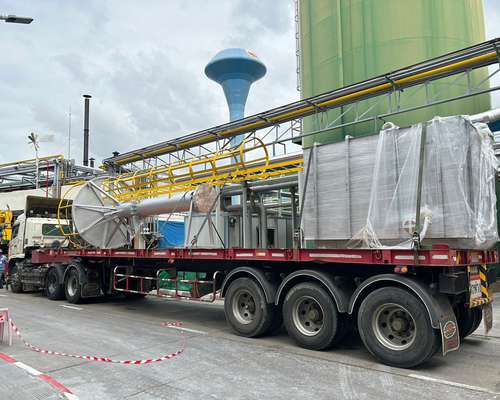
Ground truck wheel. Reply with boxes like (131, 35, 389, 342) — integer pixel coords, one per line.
(9, 262, 23, 293)
(458, 307, 482, 339)
(224, 277, 277, 338)
(64, 268, 82, 304)
(357, 287, 439, 368)
(283, 282, 339, 350)
(46, 268, 65, 300)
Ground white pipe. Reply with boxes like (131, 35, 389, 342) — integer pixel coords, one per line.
(470, 108, 500, 124)
(115, 183, 217, 218)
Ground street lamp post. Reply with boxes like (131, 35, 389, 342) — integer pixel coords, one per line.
(0, 14, 33, 24)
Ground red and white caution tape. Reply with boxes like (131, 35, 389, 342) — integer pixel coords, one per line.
(8, 318, 185, 365)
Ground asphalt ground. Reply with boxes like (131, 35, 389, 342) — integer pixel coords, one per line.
(0, 289, 499, 400)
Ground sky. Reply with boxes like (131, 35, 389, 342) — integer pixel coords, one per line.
(0, 0, 499, 165)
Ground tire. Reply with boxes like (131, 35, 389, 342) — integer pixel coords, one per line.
(46, 268, 65, 300)
(357, 287, 440, 368)
(458, 307, 483, 339)
(64, 268, 83, 304)
(224, 277, 278, 338)
(283, 282, 339, 350)
(9, 262, 23, 293)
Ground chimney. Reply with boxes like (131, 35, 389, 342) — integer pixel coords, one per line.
(83, 94, 92, 166)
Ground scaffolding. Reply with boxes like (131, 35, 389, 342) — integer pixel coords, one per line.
(0, 155, 103, 195)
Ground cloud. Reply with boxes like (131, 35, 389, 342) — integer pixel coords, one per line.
(1, 0, 498, 166)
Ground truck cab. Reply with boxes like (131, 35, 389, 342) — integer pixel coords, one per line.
(8, 196, 70, 260)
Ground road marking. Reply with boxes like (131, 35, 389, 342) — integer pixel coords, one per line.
(0, 352, 78, 398)
(408, 374, 500, 395)
(14, 361, 43, 376)
(165, 325, 207, 335)
(60, 305, 83, 311)
(0, 294, 7, 297)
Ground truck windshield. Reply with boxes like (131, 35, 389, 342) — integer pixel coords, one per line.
(42, 224, 71, 237)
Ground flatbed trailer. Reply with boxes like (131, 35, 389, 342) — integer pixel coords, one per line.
(5, 244, 496, 368)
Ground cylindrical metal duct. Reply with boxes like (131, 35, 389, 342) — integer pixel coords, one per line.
(83, 94, 91, 166)
(70, 178, 218, 249)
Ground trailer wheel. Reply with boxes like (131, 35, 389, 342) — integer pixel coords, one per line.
(46, 268, 64, 300)
(64, 268, 83, 304)
(458, 307, 482, 339)
(283, 282, 339, 350)
(224, 277, 277, 337)
(9, 262, 23, 293)
(357, 287, 439, 368)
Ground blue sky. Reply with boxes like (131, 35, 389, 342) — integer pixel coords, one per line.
(0, 1, 499, 164)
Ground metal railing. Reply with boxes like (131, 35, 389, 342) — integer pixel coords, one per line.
(113, 266, 221, 302)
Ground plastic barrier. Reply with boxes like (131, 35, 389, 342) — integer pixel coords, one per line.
(8, 318, 185, 365)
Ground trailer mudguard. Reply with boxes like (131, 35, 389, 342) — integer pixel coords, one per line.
(274, 270, 351, 313)
(221, 267, 277, 304)
(348, 274, 460, 355)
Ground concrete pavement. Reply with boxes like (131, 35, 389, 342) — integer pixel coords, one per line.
(0, 290, 499, 399)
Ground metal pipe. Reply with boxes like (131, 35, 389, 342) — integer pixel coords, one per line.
(260, 195, 267, 249)
(470, 107, 500, 123)
(113, 184, 217, 219)
(291, 186, 298, 248)
(224, 202, 292, 212)
(241, 186, 250, 248)
(83, 95, 91, 166)
(222, 180, 298, 196)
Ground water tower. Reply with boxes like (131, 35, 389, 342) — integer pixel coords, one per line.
(205, 48, 266, 146)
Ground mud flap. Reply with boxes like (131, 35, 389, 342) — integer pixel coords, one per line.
(483, 302, 493, 334)
(439, 318, 460, 355)
(432, 294, 460, 356)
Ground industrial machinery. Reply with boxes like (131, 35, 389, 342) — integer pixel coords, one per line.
(69, 178, 217, 249)
(0, 209, 13, 244)
(6, 39, 500, 369)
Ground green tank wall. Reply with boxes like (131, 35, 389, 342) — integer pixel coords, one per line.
(300, 0, 491, 147)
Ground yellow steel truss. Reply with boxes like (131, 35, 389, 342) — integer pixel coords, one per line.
(104, 138, 303, 202)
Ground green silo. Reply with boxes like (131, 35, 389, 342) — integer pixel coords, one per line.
(299, 0, 491, 147)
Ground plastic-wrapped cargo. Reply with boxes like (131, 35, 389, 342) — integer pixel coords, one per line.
(301, 115, 499, 250)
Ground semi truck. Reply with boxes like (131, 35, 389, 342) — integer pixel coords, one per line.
(4, 39, 500, 369)
(3, 172, 495, 369)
